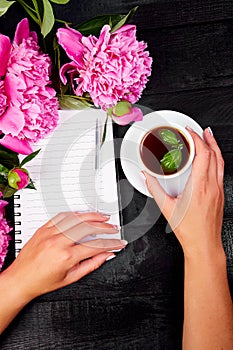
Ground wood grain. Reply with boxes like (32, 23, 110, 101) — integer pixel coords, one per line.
(1, 1, 233, 349)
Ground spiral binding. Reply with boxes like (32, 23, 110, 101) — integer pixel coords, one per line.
(14, 194, 22, 254)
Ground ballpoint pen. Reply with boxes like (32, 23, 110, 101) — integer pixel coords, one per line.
(95, 117, 101, 212)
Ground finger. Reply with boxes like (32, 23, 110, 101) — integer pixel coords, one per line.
(142, 171, 175, 219)
(63, 221, 120, 243)
(203, 127, 224, 186)
(65, 252, 116, 285)
(186, 127, 211, 182)
(45, 211, 111, 230)
(71, 238, 127, 262)
(207, 148, 218, 185)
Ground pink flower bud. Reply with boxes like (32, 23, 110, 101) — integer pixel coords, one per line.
(8, 168, 29, 190)
(112, 101, 143, 126)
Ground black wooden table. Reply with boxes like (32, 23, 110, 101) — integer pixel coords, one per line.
(1, 1, 232, 349)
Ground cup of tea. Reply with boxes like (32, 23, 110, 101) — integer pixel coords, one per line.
(137, 119, 195, 196)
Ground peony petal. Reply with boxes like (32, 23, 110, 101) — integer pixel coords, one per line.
(59, 62, 78, 85)
(96, 25, 111, 51)
(0, 105, 25, 135)
(112, 107, 143, 126)
(4, 73, 26, 104)
(57, 27, 85, 67)
(112, 24, 136, 36)
(0, 34, 11, 76)
(0, 134, 32, 155)
(14, 18, 30, 45)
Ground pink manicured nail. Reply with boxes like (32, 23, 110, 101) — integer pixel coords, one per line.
(186, 126, 194, 132)
(102, 214, 111, 219)
(141, 170, 146, 178)
(120, 239, 128, 245)
(105, 255, 116, 262)
(207, 126, 213, 136)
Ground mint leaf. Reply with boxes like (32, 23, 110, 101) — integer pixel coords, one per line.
(160, 149, 182, 172)
(159, 129, 179, 146)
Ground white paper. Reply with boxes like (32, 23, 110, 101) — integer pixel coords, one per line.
(14, 109, 121, 254)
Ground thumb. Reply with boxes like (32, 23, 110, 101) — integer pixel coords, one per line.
(142, 171, 175, 219)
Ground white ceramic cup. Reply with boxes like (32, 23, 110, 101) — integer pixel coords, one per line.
(136, 118, 195, 197)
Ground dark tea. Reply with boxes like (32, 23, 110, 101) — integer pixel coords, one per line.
(140, 126, 190, 175)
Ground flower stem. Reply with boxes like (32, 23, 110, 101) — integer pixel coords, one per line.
(32, 0, 42, 27)
(16, 0, 39, 24)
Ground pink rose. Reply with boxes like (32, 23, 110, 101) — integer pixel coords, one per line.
(57, 24, 152, 111)
(111, 100, 143, 126)
(8, 168, 29, 190)
(0, 18, 59, 155)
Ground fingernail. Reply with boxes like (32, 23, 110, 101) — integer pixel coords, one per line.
(113, 225, 121, 230)
(105, 254, 116, 262)
(102, 214, 111, 219)
(186, 126, 194, 132)
(141, 170, 146, 178)
(120, 239, 128, 246)
(207, 126, 213, 136)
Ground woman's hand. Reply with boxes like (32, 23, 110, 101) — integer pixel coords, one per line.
(0, 211, 126, 333)
(143, 127, 225, 259)
(143, 127, 233, 349)
(2, 211, 126, 300)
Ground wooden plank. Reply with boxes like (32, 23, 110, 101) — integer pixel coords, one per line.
(140, 20, 233, 93)
(140, 87, 233, 125)
(1, 3, 232, 93)
(53, 0, 233, 28)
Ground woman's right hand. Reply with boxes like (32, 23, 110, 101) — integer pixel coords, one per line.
(143, 127, 225, 260)
(4, 212, 126, 301)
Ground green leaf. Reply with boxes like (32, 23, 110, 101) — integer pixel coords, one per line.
(41, 0, 55, 37)
(159, 129, 179, 146)
(0, 183, 17, 198)
(25, 179, 36, 190)
(160, 149, 182, 172)
(0, 174, 7, 185)
(20, 149, 41, 167)
(74, 14, 126, 37)
(58, 95, 93, 110)
(50, 0, 70, 4)
(110, 6, 138, 33)
(0, 150, 19, 168)
(0, 164, 9, 178)
(0, 0, 15, 16)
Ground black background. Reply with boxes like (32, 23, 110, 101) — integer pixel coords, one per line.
(0, 1, 233, 349)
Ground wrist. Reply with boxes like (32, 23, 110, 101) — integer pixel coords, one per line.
(0, 263, 35, 307)
(184, 246, 227, 270)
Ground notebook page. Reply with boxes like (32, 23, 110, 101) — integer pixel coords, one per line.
(15, 109, 121, 254)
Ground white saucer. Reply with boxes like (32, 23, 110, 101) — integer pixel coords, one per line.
(120, 110, 203, 197)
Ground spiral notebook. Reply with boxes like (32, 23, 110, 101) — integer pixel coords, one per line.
(14, 109, 121, 255)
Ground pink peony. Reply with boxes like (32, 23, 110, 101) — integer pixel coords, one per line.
(0, 18, 59, 155)
(111, 100, 143, 125)
(0, 81, 8, 116)
(0, 193, 11, 270)
(8, 168, 29, 190)
(57, 24, 152, 110)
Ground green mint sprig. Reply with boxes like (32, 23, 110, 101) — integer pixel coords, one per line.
(158, 129, 183, 173)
